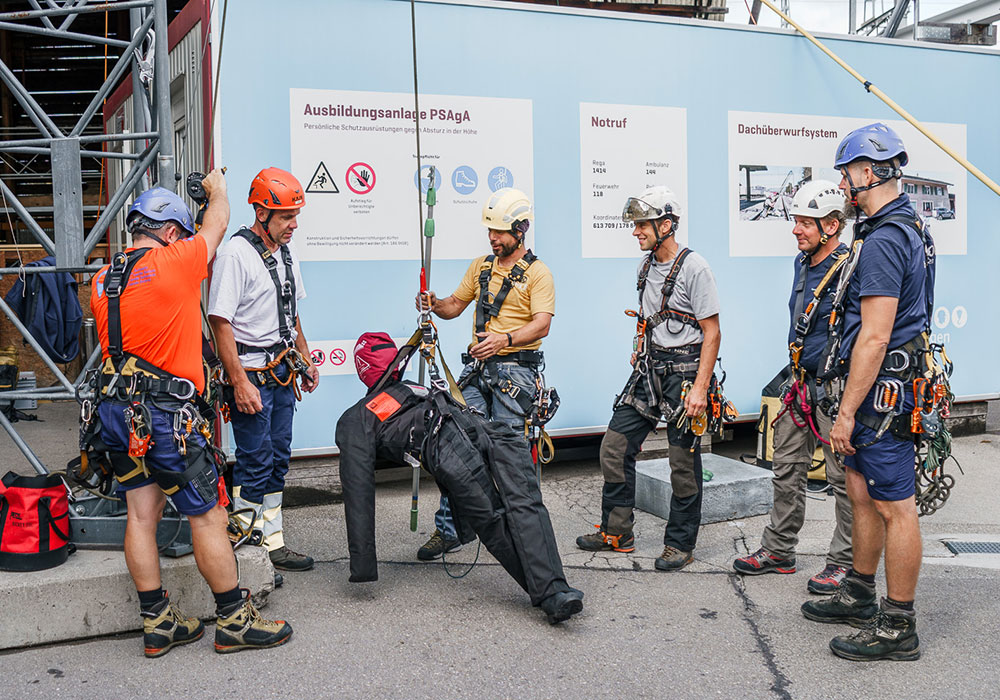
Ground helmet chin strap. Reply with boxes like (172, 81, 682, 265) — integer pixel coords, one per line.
(651, 218, 675, 251)
(259, 209, 281, 247)
(842, 167, 895, 207)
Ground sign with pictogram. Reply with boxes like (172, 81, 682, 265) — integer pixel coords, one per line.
(307, 161, 338, 193)
(330, 348, 347, 365)
(346, 162, 376, 194)
(311, 349, 326, 366)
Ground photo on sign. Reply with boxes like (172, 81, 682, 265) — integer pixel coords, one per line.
(901, 170, 957, 221)
(738, 165, 811, 222)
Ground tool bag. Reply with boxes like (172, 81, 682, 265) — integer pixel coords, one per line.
(0, 471, 73, 571)
(0, 345, 18, 391)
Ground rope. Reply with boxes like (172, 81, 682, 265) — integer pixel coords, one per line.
(410, 0, 426, 265)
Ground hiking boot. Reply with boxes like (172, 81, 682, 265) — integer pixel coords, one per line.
(654, 545, 693, 571)
(801, 575, 878, 627)
(733, 548, 796, 576)
(539, 588, 584, 624)
(808, 564, 849, 595)
(141, 597, 204, 658)
(576, 525, 635, 553)
(214, 590, 293, 654)
(269, 546, 314, 572)
(829, 600, 920, 661)
(417, 529, 462, 561)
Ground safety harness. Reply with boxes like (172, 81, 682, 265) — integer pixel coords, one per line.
(463, 251, 559, 465)
(774, 247, 850, 445)
(73, 249, 225, 500)
(618, 248, 736, 437)
(228, 228, 310, 398)
(818, 212, 957, 515)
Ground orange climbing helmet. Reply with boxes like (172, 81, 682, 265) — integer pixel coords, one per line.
(247, 167, 305, 210)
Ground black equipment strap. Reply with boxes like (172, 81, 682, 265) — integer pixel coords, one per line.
(637, 247, 699, 331)
(234, 228, 296, 346)
(473, 251, 538, 336)
(792, 257, 809, 327)
(854, 213, 934, 329)
(104, 248, 152, 362)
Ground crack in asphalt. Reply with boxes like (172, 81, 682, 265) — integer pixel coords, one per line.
(729, 573, 793, 700)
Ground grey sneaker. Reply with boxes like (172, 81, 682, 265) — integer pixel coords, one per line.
(801, 575, 878, 627)
(269, 546, 314, 572)
(654, 545, 694, 571)
(829, 599, 920, 661)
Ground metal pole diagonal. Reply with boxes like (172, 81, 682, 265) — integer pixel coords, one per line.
(758, 0, 1000, 198)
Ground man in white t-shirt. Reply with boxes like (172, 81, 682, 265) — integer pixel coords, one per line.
(208, 167, 319, 573)
(576, 185, 722, 572)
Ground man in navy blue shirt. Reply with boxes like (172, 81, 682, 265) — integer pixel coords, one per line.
(801, 123, 934, 662)
(733, 180, 853, 595)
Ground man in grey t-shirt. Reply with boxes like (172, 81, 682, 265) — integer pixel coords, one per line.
(576, 186, 721, 571)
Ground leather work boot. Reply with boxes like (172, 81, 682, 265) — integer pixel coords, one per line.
(539, 588, 585, 624)
(654, 545, 693, 571)
(808, 564, 849, 595)
(141, 597, 205, 658)
(801, 575, 878, 627)
(575, 526, 635, 553)
(215, 590, 293, 654)
(269, 545, 314, 572)
(733, 548, 796, 575)
(829, 600, 920, 662)
(417, 529, 463, 561)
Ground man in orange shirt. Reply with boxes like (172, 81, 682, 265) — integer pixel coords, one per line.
(89, 172, 291, 658)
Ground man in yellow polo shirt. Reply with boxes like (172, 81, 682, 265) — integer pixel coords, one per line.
(416, 188, 555, 560)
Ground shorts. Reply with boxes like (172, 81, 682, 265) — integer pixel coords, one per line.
(97, 400, 221, 516)
(844, 381, 916, 502)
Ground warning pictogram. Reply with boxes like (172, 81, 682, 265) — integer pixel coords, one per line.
(311, 349, 326, 366)
(346, 162, 376, 195)
(330, 348, 347, 366)
(306, 162, 338, 193)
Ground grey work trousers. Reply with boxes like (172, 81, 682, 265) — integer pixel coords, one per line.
(760, 405, 853, 567)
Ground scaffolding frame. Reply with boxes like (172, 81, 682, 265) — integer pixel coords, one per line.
(0, 0, 189, 552)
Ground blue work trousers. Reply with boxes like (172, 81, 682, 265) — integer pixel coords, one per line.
(229, 364, 296, 504)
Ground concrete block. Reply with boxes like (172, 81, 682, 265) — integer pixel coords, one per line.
(636, 453, 773, 524)
(0, 545, 274, 651)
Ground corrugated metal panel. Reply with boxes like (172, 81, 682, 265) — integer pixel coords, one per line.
(104, 21, 204, 253)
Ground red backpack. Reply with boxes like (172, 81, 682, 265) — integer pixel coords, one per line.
(0, 472, 72, 571)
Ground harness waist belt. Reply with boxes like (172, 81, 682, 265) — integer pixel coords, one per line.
(461, 350, 543, 367)
(648, 342, 701, 359)
(99, 372, 196, 401)
(235, 340, 290, 356)
(856, 411, 916, 442)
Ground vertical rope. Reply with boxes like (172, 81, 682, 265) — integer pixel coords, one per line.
(410, 0, 425, 267)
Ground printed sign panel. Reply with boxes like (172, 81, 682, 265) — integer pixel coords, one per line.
(289, 88, 533, 261)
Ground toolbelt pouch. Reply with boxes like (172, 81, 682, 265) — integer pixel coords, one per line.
(0, 471, 73, 571)
(0, 345, 19, 391)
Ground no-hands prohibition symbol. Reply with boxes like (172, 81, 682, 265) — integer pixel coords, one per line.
(346, 162, 376, 195)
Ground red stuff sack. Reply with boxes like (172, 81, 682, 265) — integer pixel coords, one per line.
(0, 471, 72, 571)
(354, 332, 402, 389)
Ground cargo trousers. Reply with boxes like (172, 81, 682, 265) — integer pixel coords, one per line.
(761, 405, 852, 567)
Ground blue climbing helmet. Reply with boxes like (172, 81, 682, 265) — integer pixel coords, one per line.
(834, 122, 908, 169)
(834, 123, 908, 204)
(126, 187, 195, 238)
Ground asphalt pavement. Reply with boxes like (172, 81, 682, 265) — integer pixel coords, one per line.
(1, 404, 998, 699)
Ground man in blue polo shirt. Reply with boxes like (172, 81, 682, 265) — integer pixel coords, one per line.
(801, 123, 934, 662)
(733, 180, 853, 594)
